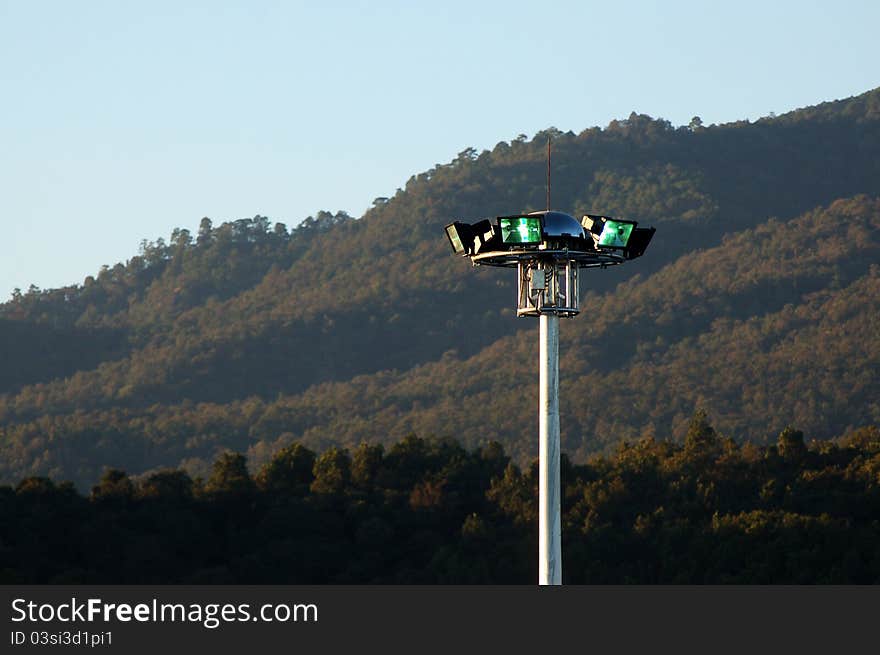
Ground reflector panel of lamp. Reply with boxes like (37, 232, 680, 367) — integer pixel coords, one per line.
(499, 216, 542, 245)
(597, 219, 635, 248)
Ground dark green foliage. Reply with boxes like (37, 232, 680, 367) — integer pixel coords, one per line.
(257, 443, 315, 495)
(2, 421, 879, 584)
(90, 469, 134, 503)
(310, 447, 351, 496)
(777, 427, 807, 461)
(205, 452, 255, 499)
(138, 470, 194, 502)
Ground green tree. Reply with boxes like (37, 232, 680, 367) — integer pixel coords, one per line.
(310, 447, 351, 495)
(205, 452, 255, 498)
(90, 469, 133, 502)
(256, 443, 315, 494)
(138, 470, 194, 501)
(684, 409, 719, 455)
(351, 443, 384, 490)
(197, 217, 214, 245)
(777, 427, 807, 461)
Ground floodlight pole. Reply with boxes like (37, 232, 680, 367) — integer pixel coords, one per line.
(538, 313, 562, 585)
(456, 209, 651, 587)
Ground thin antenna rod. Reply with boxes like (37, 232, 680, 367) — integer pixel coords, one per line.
(546, 136, 551, 211)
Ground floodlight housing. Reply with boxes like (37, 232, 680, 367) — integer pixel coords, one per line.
(581, 214, 609, 236)
(624, 226, 656, 260)
(444, 221, 472, 255)
(582, 214, 643, 251)
(471, 219, 500, 254)
(444, 219, 500, 256)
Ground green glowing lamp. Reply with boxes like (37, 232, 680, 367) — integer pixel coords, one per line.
(499, 216, 543, 245)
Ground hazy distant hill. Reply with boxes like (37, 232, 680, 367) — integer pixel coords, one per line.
(1, 88, 879, 487)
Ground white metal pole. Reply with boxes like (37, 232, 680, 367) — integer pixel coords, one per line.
(539, 312, 562, 585)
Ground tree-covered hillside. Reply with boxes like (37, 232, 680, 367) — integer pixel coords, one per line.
(1, 88, 880, 487)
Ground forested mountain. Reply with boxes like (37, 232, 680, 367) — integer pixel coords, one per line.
(2, 88, 880, 488)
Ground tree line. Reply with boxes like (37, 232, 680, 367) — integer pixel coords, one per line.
(3, 414, 878, 584)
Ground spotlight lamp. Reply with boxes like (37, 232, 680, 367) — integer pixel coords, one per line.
(444, 219, 499, 256)
(499, 215, 543, 245)
(581, 214, 656, 260)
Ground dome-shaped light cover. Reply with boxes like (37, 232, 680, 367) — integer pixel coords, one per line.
(527, 210, 586, 239)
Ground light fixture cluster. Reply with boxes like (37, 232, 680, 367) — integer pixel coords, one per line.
(445, 210, 655, 261)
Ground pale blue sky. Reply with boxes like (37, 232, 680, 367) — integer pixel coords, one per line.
(2, 0, 879, 295)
